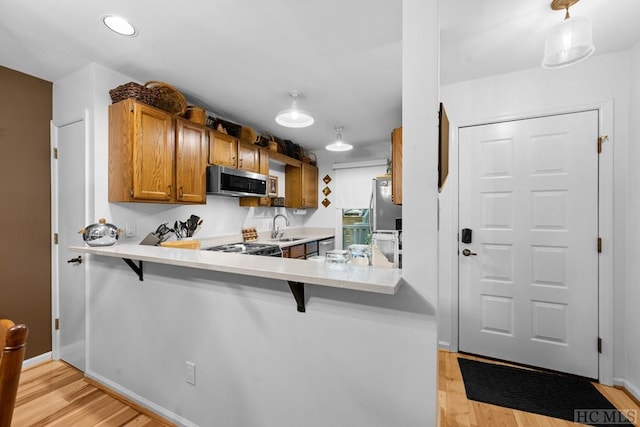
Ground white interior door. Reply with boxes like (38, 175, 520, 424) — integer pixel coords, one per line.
(54, 119, 86, 371)
(458, 111, 599, 378)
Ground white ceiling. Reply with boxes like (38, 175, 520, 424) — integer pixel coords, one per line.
(1, 1, 639, 151)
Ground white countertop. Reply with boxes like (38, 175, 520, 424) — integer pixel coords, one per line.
(196, 227, 335, 249)
(69, 243, 402, 295)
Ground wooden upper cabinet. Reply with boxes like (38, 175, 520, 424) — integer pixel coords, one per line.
(285, 163, 318, 209)
(109, 99, 206, 204)
(391, 127, 402, 205)
(208, 130, 238, 167)
(109, 99, 174, 202)
(301, 163, 318, 208)
(237, 142, 260, 172)
(176, 118, 207, 203)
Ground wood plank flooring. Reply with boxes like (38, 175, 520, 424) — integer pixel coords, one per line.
(11, 361, 173, 427)
(439, 350, 640, 426)
(9, 353, 640, 426)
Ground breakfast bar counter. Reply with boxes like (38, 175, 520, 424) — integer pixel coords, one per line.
(70, 244, 403, 312)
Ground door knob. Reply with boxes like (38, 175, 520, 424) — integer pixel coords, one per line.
(462, 249, 477, 256)
(67, 256, 83, 264)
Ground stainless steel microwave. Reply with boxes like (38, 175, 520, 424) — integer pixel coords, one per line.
(206, 165, 268, 197)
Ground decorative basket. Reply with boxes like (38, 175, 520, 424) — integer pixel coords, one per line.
(205, 116, 242, 137)
(144, 80, 187, 116)
(239, 126, 259, 145)
(184, 106, 206, 125)
(109, 82, 159, 106)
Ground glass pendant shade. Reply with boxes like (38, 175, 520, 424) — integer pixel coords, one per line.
(103, 15, 136, 36)
(275, 91, 314, 128)
(542, 15, 594, 69)
(325, 127, 353, 152)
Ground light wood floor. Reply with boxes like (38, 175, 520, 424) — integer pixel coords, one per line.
(439, 350, 640, 427)
(12, 360, 173, 427)
(9, 354, 640, 426)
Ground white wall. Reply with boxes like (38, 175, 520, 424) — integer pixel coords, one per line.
(51, 1, 440, 425)
(625, 40, 640, 399)
(305, 142, 390, 247)
(440, 51, 630, 383)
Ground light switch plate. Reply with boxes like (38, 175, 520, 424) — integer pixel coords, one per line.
(185, 361, 196, 385)
(125, 223, 136, 237)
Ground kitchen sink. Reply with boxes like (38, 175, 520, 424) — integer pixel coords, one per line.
(276, 237, 304, 242)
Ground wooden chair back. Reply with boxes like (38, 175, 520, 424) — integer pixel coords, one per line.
(0, 319, 28, 427)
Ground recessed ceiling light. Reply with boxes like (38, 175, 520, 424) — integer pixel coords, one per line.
(103, 15, 137, 37)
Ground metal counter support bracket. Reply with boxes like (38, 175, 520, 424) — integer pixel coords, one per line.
(123, 258, 144, 281)
(287, 281, 306, 313)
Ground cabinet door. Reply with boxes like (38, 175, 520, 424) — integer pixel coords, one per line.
(301, 163, 318, 208)
(209, 131, 238, 167)
(238, 142, 260, 172)
(176, 119, 207, 203)
(132, 103, 174, 201)
(391, 127, 402, 205)
(289, 244, 306, 259)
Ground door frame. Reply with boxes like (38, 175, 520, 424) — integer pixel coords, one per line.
(442, 100, 614, 385)
(51, 110, 92, 367)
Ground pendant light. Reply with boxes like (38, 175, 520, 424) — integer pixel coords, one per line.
(275, 90, 314, 128)
(541, 0, 594, 69)
(325, 127, 353, 152)
(102, 15, 137, 37)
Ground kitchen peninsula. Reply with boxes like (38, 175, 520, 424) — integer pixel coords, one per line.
(70, 242, 403, 312)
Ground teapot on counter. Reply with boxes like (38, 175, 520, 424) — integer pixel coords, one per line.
(78, 218, 122, 247)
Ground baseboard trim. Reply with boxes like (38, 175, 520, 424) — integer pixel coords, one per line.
(438, 341, 451, 351)
(22, 352, 52, 370)
(613, 377, 640, 407)
(85, 369, 196, 427)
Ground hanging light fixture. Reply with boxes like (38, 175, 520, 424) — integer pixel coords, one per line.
(541, 0, 594, 69)
(325, 127, 353, 152)
(275, 90, 314, 128)
(102, 15, 137, 37)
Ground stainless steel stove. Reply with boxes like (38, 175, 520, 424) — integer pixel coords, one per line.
(204, 242, 282, 257)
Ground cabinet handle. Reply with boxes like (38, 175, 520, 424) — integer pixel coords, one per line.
(302, 198, 305, 206)
(239, 159, 243, 168)
(179, 187, 184, 200)
(167, 185, 172, 196)
(232, 156, 236, 167)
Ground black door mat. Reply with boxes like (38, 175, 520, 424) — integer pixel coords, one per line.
(457, 357, 633, 426)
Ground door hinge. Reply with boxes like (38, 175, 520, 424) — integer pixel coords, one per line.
(598, 135, 609, 154)
(55, 318, 60, 330)
(54, 233, 59, 244)
(597, 337, 602, 353)
(53, 147, 58, 159)
(597, 237, 602, 253)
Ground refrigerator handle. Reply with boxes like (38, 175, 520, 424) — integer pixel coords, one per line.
(369, 183, 374, 236)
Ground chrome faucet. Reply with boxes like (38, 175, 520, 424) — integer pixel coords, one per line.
(271, 214, 289, 239)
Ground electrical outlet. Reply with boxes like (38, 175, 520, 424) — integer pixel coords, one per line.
(185, 361, 196, 385)
(125, 223, 136, 238)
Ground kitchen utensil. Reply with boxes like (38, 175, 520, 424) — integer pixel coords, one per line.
(78, 218, 122, 247)
(139, 233, 161, 246)
(154, 222, 172, 242)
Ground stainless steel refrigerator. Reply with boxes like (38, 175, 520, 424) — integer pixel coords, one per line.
(370, 176, 402, 232)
